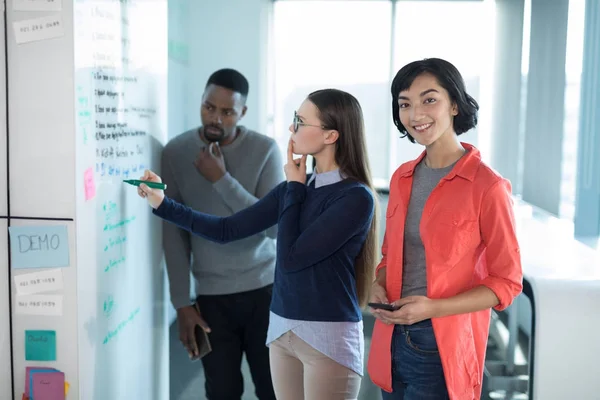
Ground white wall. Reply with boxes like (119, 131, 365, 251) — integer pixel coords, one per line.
(168, 0, 192, 140)
(184, 0, 272, 135)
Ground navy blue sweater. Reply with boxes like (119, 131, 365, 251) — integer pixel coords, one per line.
(153, 176, 374, 322)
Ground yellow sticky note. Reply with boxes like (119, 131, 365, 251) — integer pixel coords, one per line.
(65, 381, 70, 395)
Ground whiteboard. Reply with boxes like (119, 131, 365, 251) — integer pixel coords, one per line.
(74, 1, 168, 399)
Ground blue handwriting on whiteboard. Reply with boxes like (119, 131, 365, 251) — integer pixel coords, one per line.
(104, 256, 126, 273)
(102, 307, 140, 345)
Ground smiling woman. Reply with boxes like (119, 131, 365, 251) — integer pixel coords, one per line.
(391, 59, 479, 151)
(367, 58, 523, 400)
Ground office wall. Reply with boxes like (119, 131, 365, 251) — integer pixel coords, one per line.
(169, 0, 273, 138)
(168, 0, 192, 139)
(185, 0, 271, 135)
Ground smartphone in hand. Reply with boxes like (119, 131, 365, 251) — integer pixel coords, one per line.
(368, 302, 399, 312)
(189, 303, 212, 362)
(190, 324, 212, 361)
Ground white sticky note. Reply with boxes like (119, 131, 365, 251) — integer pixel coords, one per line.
(13, 15, 64, 44)
(15, 295, 63, 316)
(13, 0, 61, 12)
(14, 269, 63, 295)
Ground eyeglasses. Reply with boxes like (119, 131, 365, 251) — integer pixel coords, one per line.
(293, 111, 326, 133)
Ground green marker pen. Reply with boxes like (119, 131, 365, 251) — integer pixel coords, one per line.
(123, 179, 167, 190)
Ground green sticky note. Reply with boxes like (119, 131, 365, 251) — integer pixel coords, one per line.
(25, 330, 56, 361)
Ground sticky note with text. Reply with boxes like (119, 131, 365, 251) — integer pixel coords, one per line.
(25, 366, 56, 396)
(14, 269, 63, 295)
(15, 295, 63, 316)
(30, 370, 65, 400)
(13, 15, 64, 44)
(25, 330, 56, 361)
(9, 225, 69, 269)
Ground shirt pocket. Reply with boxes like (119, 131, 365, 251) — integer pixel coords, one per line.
(386, 202, 399, 219)
(384, 201, 402, 236)
(427, 209, 479, 265)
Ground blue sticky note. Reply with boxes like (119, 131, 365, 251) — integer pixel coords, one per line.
(9, 225, 69, 269)
(25, 330, 56, 361)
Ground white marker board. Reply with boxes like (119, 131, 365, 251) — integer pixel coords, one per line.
(74, 1, 168, 399)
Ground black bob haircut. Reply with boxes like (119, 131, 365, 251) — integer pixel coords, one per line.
(206, 68, 249, 98)
(391, 58, 479, 143)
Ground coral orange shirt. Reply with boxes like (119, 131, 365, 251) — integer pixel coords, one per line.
(367, 143, 523, 400)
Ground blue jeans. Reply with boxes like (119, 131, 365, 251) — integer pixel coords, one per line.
(381, 319, 449, 400)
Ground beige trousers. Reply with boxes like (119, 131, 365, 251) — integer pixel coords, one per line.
(269, 331, 362, 400)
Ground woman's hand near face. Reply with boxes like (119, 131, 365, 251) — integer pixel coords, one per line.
(284, 138, 307, 184)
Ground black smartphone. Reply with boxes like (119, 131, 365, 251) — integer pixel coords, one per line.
(368, 302, 399, 311)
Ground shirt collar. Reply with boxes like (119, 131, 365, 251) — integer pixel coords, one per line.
(306, 168, 345, 188)
(396, 142, 481, 182)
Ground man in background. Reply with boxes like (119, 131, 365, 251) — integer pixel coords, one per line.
(162, 68, 283, 399)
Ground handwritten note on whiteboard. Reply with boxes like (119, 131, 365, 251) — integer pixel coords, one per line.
(13, 15, 64, 44)
(8, 225, 70, 269)
(15, 295, 63, 316)
(14, 269, 63, 295)
(13, 0, 61, 12)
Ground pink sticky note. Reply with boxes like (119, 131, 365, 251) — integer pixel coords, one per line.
(84, 167, 96, 200)
(24, 367, 55, 396)
(31, 371, 64, 400)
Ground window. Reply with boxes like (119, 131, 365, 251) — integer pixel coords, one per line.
(560, 0, 586, 220)
(271, 0, 495, 186)
(391, 1, 495, 167)
(272, 1, 393, 186)
(516, 0, 531, 196)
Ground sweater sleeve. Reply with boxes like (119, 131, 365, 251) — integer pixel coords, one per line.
(153, 183, 282, 243)
(277, 183, 375, 273)
(212, 142, 284, 239)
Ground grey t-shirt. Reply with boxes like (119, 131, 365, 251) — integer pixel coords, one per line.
(401, 159, 458, 298)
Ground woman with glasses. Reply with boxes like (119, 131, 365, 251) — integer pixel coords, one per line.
(367, 58, 523, 400)
(137, 88, 378, 399)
